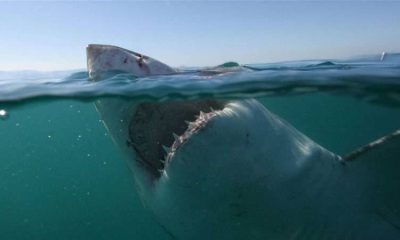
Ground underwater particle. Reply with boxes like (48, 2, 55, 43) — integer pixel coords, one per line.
(0, 109, 8, 119)
(48, 135, 52, 139)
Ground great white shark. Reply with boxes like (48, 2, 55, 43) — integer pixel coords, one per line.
(87, 44, 400, 239)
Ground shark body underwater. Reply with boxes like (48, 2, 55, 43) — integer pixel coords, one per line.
(87, 44, 400, 239)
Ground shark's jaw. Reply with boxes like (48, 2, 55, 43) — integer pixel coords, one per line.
(127, 99, 226, 179)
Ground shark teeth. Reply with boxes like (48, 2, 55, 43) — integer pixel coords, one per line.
(162, 145, 171, 154)
(155, 108, 222, 176)
(173, 132, 180, 142)
(157, 168, 169, 178)
(164, 109, 220, 166)
(187, 122, 197, 129)
(129, 100, 226, 179)
(199, 111, 205, 118)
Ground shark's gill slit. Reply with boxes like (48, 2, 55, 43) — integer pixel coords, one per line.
(128, 99, 225, 178)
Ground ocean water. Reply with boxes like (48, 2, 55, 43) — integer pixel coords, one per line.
(1, 53, 400, 239)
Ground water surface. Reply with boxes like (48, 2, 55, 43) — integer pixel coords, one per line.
(1, 54, 399, 239)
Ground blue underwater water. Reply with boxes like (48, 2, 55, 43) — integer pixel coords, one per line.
(0, 53, 400, 239)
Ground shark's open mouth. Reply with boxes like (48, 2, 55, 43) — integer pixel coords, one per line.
(128, 100, 225, 178)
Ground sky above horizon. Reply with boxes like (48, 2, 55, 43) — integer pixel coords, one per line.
(0, 1, 399, 71)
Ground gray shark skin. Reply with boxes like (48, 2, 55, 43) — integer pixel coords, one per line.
(87, 44, 400, 240)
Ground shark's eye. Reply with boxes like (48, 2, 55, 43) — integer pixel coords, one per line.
(128, 100, 225, 178)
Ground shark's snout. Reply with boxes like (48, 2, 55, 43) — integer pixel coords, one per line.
(87, 44, 175, 80)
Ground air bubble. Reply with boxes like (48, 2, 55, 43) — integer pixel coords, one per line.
(0, 109, 8, 119)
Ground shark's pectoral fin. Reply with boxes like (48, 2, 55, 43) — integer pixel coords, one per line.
(344, 129, 400, 234)
(343, 129, 400, 161)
